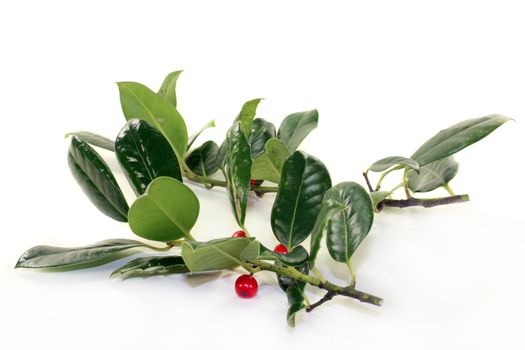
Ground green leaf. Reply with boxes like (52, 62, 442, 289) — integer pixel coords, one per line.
(277, 110, 319, 152)
(116, 119, 182, 196)
(286, 286, 305, 327)
(68, 137, 129, 222)
(181, 237, 253, 272)
(277, 260, 309, 292)
(234, 98, 263, 138)
(15, 239, 147, 269)
(248, 118, 276, 159)
(251, 138, 290, 184)
(111, 255, 189, 279)
(411, 114, 511, 166)
(271, 151, 332, 248)
(407, 156, 459, 193)
(324, 182, 374, 264)
(117, 81, 188, 158)
(240, 241, 309, 267)
(158, 70, 183, 108)
(185, 141, 219, 177)
(225, 122, 252, 228)
(370, 191, 392, 210)
(216, 140, 228, 171)
(310, 182, 374, 266)
(187, 119, 216, 150)
(369, 156, 419, 172)
(65, 131, 115, 151)
(308, 198, 332, 267)
(128, 177, 199, 242)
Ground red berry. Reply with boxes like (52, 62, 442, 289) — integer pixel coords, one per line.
(232, 230, 246, 238)
(250, 179, 257, 187)
(274, 244, 288, 254)
(235, 274, 258, 298)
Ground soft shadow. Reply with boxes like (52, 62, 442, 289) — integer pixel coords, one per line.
(184, 271, 224, 287)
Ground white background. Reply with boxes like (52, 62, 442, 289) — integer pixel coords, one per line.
(1, 1, 524, 349)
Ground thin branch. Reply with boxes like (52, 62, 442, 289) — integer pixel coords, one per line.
(377, 194, 470, 210)
(245, 261, 383, 307)
(306, 291, 335, 312)
(362, 172, 374, 192)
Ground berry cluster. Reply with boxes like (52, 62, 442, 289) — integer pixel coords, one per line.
(233, 230, 288, 298)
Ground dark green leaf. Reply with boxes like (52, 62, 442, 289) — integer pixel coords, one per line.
(251, 138, 290, 184)
(217, 140, 228, 171)
(308, 198, 332, 267)
(234, 98, 263, 138)
(240, 241, 309, 267)
(117, 82, 188, 158)
(185, 141, 219, 177)
(15, 239, 147, 269)
(407, 156, 459, 193)
(271, 151, 332, 248)
(187, 119, 216, 150)
(259, 245, 309, 266)
(181, 237, 253, 272)
(248, 118, 276, 159)
(286, 286, 305, 327)
(158, 70, 182, 108)
(128, 177, 199, 242)
(324, 182, 374, 264)
(411, 114, 511, 166)
(116, 119, 182, 196)
(65, 131, 115, 151)
(111, 255, 189, 279)
(369, 156, 419, 172)
(225, 122, 252, 228)
(68, 137, 129, 222)
(277, 110, 318, 152)
(277, 260, 309, 292)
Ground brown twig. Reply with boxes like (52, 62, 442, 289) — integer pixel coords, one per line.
(377, 194, 470, 211)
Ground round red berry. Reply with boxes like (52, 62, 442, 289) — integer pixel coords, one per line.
(250, 179, 257, 187)
(273, 244, 288, 254)
(232, 230, 247, 238)
(235, 274, 258, 298)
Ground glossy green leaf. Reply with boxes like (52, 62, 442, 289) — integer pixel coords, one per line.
(259, 245, 309, 266)
(116, 119, 182, 196)
(286, 286, 305, 327)
(68, 137, 129, 222)
(277, 260, 309, 292)
(225, 122, 252, 227)
(234, 98, 262, 138)
(187, 119, 216, 150)
(271, 151, 332, 248)
(181, 238, 253, 272)
(369, 156, 419, 172)
(158, 70, 182, 107)
(240, 241, 309, 266)
(324, 182, 374, 264)
(65, 131, 115, 151)
(308, 198, 332, 267)
(117, 82, 188, 158)
(277, 110, 318, 152)
(185, 141, 219, 177)
(251, 138, 290, 184)
(15, 239, 147, 269)
(216, 140, 228, 171)
(411, 115, 511, 166)
(248, 118, 276, 159)
(407, 156, 459, 193)
(370, 191, 392, 210)
(111, 255, 189, 279)
(128, 177, 199, 242)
